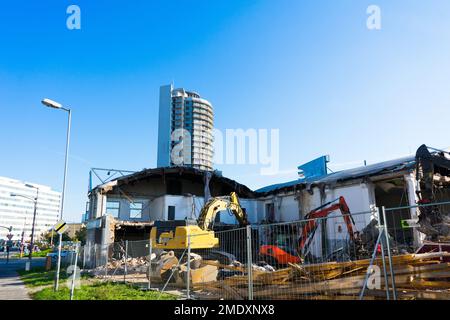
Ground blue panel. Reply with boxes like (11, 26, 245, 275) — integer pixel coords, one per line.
(297, 155, 329, 181)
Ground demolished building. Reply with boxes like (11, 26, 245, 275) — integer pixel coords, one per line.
(86, 167, 258, 247)
(85, 145, 450, 261)
(256, 145, 450, 254)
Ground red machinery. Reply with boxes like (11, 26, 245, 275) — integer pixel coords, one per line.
(260, 197, 359, 265)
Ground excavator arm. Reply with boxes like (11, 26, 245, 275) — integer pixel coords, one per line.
(416, 144, 450, 204)
(197, 192, 249, 231)
(151, 192, 249, 251)
(415, 144, 450, 238)
(298, 196, 357, 256)
(229, 192, 249, 226)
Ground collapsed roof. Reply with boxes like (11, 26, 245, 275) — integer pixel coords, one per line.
(91, 166, 257, 199)
(256, 156, 417, 195)
(90, 146, 449, 199)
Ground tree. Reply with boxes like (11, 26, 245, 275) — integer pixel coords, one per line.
(74, 227, 87, 245)
(41, 230, 71, 246)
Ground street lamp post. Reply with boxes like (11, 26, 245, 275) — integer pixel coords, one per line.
(20, 227, 25, 258)
(28, 187, 39, 260)
(10, 189, 38, 261)
(42, 98, 71, 291)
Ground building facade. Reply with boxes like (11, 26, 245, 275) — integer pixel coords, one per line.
(85, 167, 256, 247)
(0, 176, 61, 241)
(65, 223, 84, 239)
(157, 84, 214, 171)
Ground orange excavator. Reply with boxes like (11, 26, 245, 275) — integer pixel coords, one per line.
(259, 196, 361, 266)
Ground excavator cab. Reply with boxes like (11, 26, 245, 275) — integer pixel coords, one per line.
(260, 231, 302, 266)
(150, 219, 219, 250)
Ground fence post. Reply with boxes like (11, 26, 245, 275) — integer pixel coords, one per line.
(246, 225, 253, 300)
(124, 240, 128, 284)
(379, 236, 390, 300)
(377, 208, 390, 300)
(70, 243, 80, 300)
(105, 245, 108, 279)
(186, 234, 191, 300)
(148, 238, 152, 290)
(82, 243, 86, 270)
(94, 244, 97, 268)
(359, 229, 384, 300)
(382, 206, 397, 300)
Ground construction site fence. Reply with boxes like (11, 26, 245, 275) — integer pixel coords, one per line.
(78, 200, 450, 300)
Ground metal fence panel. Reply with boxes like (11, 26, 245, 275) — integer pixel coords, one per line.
(78, 200, 450, 300)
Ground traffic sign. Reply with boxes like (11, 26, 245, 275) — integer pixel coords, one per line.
(53, 220, 68, 234)
(6, 234, 13, 240)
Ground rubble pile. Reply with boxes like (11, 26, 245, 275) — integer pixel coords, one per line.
(87, 246, 450, 300)
(193, 251, 450, 300)
(89, 256, 154, 277)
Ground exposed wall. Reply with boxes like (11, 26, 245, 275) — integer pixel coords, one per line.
(256, 195, 300, 223)
(105, 195, 151, 222)
(152, 195, 260, 225)
(149, 196, 165, 221)
(255, 181, 378, 258)
(94, 193, 260, 226)
(86, 215, 113, 245)
(321, 183, 375, 256)
(162, 195, 199, 220)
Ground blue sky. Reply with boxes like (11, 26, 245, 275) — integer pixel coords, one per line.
(1, 1, 450, 222)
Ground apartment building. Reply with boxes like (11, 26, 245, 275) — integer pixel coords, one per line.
(0, 176, 61, 241)
(157, 84, 214, 171)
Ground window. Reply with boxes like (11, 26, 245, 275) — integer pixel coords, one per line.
(130, 202, 143, 219)
(168, 206, 175, 221)
(106, 201, 120, 218)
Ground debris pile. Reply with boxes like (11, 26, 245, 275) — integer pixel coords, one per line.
(88, 256, 154, 277)
(142, 250, 275, 286)
(86, 245, 450, 300)
(193, 251, 450, 300)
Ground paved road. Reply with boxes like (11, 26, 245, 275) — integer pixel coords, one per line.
(0, 257, 45, 300)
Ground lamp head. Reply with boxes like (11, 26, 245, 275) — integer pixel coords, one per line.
(41, 98, 63, 109)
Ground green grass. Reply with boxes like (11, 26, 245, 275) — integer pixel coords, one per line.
(11, 249, 52, 258)
(18, 267, 93, 288)
(30, 249, 53, 257)
(17, 267, 67, 287)
(32, 282, 177, 300)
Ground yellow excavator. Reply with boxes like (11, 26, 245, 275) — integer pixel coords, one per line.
(150, 192, 249, 251)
